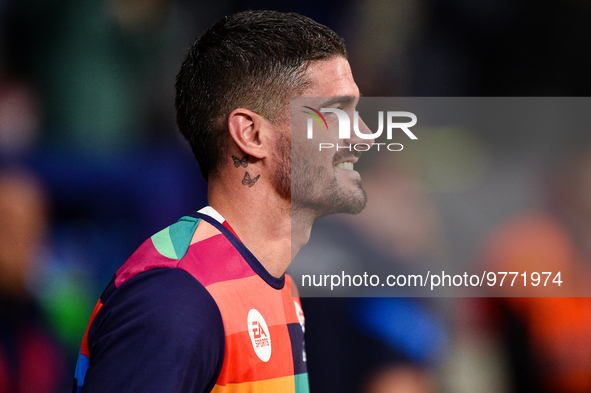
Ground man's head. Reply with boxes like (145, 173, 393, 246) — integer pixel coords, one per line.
(175, 10, 347, 181)
(291, 58, 372, 216)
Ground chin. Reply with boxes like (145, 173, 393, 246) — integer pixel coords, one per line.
(322, 185, 368, 216)
(291, 175, 368, 216)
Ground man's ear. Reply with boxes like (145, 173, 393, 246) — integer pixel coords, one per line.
(228, 108, 270, 159)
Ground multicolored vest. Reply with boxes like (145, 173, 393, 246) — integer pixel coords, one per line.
(74, 207, 309, 392)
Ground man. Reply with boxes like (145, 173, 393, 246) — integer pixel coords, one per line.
(0, 168, 69, 393)
(73, 10, 372, 393)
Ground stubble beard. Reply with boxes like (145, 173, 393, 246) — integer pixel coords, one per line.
(283, 137, 367, 217)
(272, 131, 292, 201)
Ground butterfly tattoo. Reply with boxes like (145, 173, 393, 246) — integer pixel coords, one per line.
(232, 154, 249, 168)
(242, 172, 260, 187)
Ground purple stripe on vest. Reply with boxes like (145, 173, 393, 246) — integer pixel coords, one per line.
(178, 235, 256, 287)
(115, 238, 179, 287)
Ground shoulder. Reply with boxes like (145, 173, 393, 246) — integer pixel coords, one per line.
(115, 216, 201, 287)
(85, 268, 225, 392)
(91, 267, 223, 345)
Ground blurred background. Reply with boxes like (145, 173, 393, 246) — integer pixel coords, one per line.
(1, 0, 591, 392)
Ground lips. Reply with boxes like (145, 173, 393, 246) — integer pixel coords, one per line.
(334, 150, 359, 169)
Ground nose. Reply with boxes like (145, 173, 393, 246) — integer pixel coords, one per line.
(343, 113, 375, 148)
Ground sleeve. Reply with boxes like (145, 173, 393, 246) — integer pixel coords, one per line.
(82, 268, 225, 393)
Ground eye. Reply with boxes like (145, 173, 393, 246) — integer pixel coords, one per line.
(330, 103, 349, 111)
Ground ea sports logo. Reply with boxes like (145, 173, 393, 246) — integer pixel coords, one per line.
(247, 309, 271, 362)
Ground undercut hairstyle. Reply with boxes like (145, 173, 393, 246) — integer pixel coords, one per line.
(175, 10, 347, 180)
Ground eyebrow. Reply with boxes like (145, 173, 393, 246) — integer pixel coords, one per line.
(318, 96, 357, 108)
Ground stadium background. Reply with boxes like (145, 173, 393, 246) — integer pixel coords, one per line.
(1, 0, 591, 392)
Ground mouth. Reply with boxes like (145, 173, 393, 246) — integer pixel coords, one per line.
(336, 162, 354, 171)
(335, 153, 359, 171)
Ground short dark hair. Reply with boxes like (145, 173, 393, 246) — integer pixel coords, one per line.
(175, 10, 347, 180)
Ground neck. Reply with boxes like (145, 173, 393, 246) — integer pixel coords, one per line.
(208, 177, 314, 278)
(290, 206, 316, 259)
